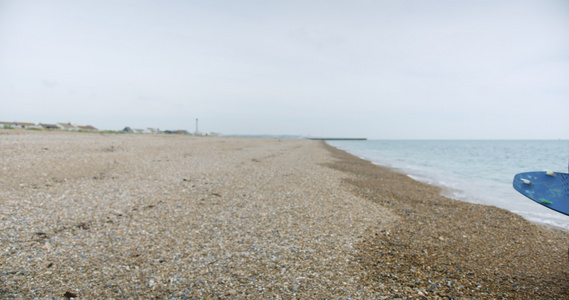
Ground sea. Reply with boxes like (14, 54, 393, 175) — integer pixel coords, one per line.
(326, 140, 569, 230)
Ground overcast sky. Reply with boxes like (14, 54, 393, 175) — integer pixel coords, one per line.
(1, 0, 568, 139)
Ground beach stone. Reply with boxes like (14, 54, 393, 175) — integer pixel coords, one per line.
(2, 129, 569, 298)
(0, 130, 390, 298)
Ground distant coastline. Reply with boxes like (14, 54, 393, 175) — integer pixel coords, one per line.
(306, 137, 367, 141)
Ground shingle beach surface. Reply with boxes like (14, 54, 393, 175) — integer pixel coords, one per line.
(1, 130, 392, 298)
(2, 130, 569, 299)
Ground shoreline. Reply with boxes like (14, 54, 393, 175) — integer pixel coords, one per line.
(2, 130, 569, 298)
(328, 140, 569, 235)
(322, 142, 569, 298)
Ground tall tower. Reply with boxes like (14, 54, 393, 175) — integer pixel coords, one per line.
(195, 118, 198, 135)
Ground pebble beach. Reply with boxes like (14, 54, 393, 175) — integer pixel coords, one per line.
(2, 130, 569, 299)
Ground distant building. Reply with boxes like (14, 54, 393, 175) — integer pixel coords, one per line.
(164, 130, 190, 134)
(14, 122, 37, 129)
(39, 123, 60, 130)
(77, 125, 98, 131)
(57, 122, 79, 131)
(0, 121, 15, 128)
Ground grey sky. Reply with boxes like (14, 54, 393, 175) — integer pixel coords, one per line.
(1, 0, 568, 139)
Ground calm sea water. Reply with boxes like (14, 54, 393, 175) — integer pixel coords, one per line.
(327, 140, 569, 230)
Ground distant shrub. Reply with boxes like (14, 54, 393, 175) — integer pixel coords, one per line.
(99, 130, 125, 134)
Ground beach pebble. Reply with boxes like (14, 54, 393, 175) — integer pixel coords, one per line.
(0, 130, 391, 298)
(2, 130, 568, 298)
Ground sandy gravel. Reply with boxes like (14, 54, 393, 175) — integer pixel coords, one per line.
(2, 130, 569, 299)
(1, 130, 393, 299)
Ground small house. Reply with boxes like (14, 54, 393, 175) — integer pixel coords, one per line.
(39, 123, 60, 130)
(77, 125, 98, 131)
(14, 122, 37, 129)
(57, 123, 79, 131)
(0, 121, 15, 128)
